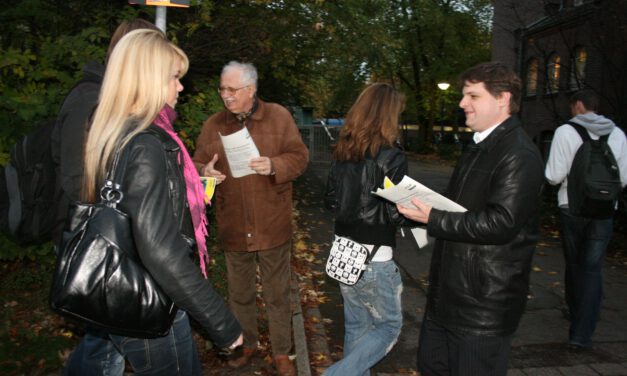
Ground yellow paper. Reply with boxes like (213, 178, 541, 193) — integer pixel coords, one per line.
(384, 176, 394, 189)
(200, 177, 217, 203)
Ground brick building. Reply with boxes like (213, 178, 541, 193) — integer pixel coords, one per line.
(491, 0, 627, 158)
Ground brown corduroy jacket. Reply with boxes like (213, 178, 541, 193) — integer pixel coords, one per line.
(193, 100, 309, 252)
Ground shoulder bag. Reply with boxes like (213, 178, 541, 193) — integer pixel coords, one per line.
(325, 235, 380, 285)
(50, 140, 177, 338)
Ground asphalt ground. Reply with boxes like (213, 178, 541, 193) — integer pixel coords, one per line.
(292, 155, 627, 376)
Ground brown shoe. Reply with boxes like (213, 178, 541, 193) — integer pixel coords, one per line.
(227, 347, 256, 369)
(274, 355, 296, 376)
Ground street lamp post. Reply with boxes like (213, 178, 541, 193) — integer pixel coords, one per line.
(436, 82, 449, 143)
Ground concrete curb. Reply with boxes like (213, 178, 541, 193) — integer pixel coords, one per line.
(292, 270, 313, 376)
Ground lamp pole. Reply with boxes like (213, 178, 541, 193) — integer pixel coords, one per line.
(436, 82, 449, 143)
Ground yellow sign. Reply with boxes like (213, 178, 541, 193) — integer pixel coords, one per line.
(384, 176, 394, 189)
(200, 177, 217, 203)
(129, 0, 190, 7)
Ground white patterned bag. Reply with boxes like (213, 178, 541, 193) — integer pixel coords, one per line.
(325, 235, 379, 285)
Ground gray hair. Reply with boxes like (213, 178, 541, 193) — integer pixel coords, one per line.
(222, 61, 258, 87)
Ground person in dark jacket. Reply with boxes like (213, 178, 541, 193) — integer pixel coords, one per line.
(324, 83, 410, 376)
(63, 29, 242, 375)
(398, 62, 544, 376)
(53, 19, 166, 375)
(51, 18, 159, 244)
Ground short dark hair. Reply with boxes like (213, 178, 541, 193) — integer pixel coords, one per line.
(106, 19, 161, 63)
(569, 90, 599, 112)
(459, 61, 522, 114)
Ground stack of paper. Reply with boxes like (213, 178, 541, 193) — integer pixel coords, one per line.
(373, 175, 467, 247)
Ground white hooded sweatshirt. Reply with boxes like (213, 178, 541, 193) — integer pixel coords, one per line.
(545, 112, 627, 207)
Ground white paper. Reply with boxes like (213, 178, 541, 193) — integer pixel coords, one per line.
(411, 228, 430, 248)
(373, 175, 467, 247)
(219, 127, 260, 178)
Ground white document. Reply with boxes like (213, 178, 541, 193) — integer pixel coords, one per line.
(373, 175, 467, 248)
(219, 127, 260, 178)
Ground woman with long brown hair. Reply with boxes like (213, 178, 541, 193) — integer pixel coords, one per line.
(324, 83, 409, 375)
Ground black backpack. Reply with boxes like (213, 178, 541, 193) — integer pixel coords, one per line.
(1, 119, 60, 244)
(567, 121, 622, 219)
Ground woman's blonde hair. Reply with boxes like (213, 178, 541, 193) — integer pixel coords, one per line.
(333, 83, 405, 162)
(82, 29, 189, 201)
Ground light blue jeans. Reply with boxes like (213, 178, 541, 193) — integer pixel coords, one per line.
(64, 310, 201, 376)
(324, 260, 403, 376)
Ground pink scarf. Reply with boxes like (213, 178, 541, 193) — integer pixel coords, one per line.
(153, 105, 209, 278)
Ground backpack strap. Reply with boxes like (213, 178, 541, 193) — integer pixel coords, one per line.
(568, 121, 610, 143)
(567, 121, 591, 142)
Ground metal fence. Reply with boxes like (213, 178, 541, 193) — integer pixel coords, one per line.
(297, 124, 340, 163)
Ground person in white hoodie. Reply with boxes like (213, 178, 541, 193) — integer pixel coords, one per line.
(545, 89, 627, 349)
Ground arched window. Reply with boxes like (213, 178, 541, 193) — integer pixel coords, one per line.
(569, 47, 587, 91)
(546, 53, 561, 94)
(525, 58, 539, 96)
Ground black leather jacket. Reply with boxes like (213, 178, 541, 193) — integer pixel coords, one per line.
(117, 125, 241, 347)
(324, 146, 409, 247)
(426, 116, 544, 336)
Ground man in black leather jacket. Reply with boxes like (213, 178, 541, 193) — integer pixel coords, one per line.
(398, 62, 544, 376)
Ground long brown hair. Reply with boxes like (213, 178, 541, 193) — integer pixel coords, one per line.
(333, 83, 405, 162)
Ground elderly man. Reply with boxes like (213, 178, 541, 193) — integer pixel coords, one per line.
(193, 61, 308, 376)
(398, 62, 544, 376)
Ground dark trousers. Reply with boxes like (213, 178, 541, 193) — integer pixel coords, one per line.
(560, 208, 613, 347)
(417, 318, 512, 376)
(225, 241, 293, 356)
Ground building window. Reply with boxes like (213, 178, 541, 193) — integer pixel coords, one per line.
(525, 58, 539, 96)
(546, 53, 561, 94)
(569, 47, 587, 91)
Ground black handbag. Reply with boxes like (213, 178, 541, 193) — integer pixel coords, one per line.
(50, 143, 177, 338)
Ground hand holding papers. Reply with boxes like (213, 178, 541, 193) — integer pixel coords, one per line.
(373, 175, 466, 212)
(219, 127, 260, 178)
(373, 175, 467, 248)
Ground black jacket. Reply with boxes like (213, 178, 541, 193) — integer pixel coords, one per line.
(51, 61, 103, 243)
(324, 146, 409, 247)
(117, 126, 241, 347)
(426, 116, 544, 336)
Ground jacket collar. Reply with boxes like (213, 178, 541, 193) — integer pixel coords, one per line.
(223, 99, 267, 127)
(474, 115, 520, 151)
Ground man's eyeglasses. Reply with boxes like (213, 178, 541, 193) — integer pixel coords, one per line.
(217, 85, 249, 95)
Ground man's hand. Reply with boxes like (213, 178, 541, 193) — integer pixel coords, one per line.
(249, 156, 274, 176)
(202, 154, 226, 184)
(397, 197, 432, 224)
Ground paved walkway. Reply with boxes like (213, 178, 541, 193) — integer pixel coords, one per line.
(293, 156, 627, 376)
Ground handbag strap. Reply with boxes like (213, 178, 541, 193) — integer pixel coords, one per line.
(364, 245, 381, 265)
(100, 140, 133, 206)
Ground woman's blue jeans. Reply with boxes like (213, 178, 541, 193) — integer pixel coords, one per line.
(560, 208, 613, 348)
(64, 310, 202, 376)
(324, 260, 403, 376)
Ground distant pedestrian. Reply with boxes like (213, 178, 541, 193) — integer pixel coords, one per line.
(397, 62, 544, 376)
(545, 89, 627, 349)
(323, 83, 410, 376)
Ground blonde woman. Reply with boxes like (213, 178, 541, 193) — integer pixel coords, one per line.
(324, 83, 410, 375)
(64, 29, 242, 375)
